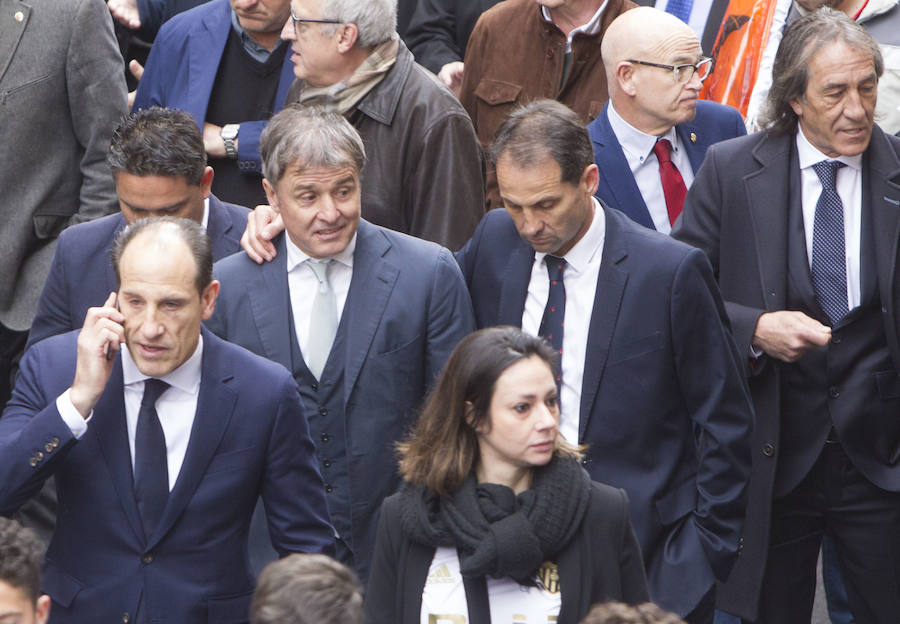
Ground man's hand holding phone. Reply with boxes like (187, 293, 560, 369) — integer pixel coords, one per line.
(70, 292, 125, 419)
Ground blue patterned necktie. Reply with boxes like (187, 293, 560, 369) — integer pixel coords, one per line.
(134, 378, 170, 539)
(539, 255, 567, 384)
(665, 0, 693, 23)
(811, 160, 849, 326)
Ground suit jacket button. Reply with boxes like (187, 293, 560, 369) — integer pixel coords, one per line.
(45, 443, 54, 453)
(35, 451, 43, 461)
(51, 437, 60, 448)
(29, 457, 39, 467)
(325, 485, 333, 493)
(762, 443, 775, 457)
(319, 407, 328, 417)
(142, 554, 153, 564)
(122, 613, 131, 623)
(320, 433, 329, 443)
(311, 381, 319, 392)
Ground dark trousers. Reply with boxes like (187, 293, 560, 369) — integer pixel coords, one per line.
(0, 322, 28, 411)
(756, 442, 900, 624)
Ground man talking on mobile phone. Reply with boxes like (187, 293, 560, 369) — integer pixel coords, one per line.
(0, 217, 333, 624)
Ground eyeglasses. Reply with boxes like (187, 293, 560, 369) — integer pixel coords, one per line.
(626, 57, 714, 84)
(290, 6, 342, 35)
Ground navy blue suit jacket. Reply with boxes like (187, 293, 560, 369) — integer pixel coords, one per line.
(587, 100, 746, 230)
(133, 0, 294, 173)
(27, 195, 249, 350)
(455, 207, 752, 617)
(206, 220, 476, 579)
(0, 327, 333, 624)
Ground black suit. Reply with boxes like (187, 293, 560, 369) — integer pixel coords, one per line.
(674, 127, 900, 622)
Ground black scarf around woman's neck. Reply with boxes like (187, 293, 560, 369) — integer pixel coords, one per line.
(399, 455, 592, 585)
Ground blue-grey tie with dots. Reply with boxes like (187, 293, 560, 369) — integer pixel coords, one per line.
(811, 160, 849, 326)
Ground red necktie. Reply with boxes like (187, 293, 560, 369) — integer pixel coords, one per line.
(653, 139, 687, 225)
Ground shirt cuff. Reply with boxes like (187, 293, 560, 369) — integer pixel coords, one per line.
(749, 344, 764, 359)
(56, 389, 91, 439)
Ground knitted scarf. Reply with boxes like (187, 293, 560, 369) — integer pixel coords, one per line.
(399, 455, 592, 585)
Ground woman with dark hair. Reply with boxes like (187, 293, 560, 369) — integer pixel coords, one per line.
(365, 327, 649, 624)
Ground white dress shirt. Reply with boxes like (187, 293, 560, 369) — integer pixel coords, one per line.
(285, 234, 355, 361)
(57, 336, 205, 491)
(522, 198, 606, 443)
(796, 127, 862, 311)
(606, 104, 695, 234)
(541, 1, 608, 53)
(654, 0, 716, 41)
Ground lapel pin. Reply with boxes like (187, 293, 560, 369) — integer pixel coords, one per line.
(689, 132, 697, 143)
(15, 10, 24, 21)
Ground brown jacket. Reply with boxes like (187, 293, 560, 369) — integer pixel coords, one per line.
(460, 0, 636, 209)
(288, 41, 485, 251)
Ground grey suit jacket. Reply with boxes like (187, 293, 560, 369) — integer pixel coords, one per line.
(0, 0, 126, 329)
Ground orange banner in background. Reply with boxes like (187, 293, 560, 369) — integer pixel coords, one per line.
(701, 0, 778, 116)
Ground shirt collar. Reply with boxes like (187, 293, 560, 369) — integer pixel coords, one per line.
(795, 125, 863, 171)
(284, 231, 357, 273)
(230, 9, 273, 62)
(122, 334, 204, 396)
(201, 197, 209, 230)
(540, 1, 608, 39)
(534, 197, 605, 273)
(607, 103, 680, 163)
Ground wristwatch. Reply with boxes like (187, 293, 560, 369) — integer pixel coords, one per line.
(221, 124, 240, 159)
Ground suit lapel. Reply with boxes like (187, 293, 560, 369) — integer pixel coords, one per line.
(187, 5, 230, 123)
(579, 208, 628, 440)
(496, 239, 534, 327)
(865, 129, 900, 359)
(342, 221, 399, 401)
(0, 0, 29, 87)
(744, 133, 793, 311)
(92, 359, 147, 544)
(247, 236, 293, 370)
(677, 119, 709, 174)
(592, 106, 655, 229)
(148, 329, 237, 549)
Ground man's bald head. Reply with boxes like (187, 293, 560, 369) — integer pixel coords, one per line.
(602, 7, 704, 135)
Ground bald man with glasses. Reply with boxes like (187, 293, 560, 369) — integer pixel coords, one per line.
(587, 7, 745, 234)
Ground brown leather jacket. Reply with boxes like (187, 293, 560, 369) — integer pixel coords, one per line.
(460, 0, 636, 209)
(288, 41, 485, 251)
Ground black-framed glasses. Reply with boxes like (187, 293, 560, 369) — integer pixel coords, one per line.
(290, 6, 342, 35)
(626, 57, 713, 84)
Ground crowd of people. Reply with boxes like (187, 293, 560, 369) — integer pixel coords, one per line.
(1, 0, 899, 623)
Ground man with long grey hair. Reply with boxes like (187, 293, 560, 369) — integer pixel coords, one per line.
(675, 8, 900, 623)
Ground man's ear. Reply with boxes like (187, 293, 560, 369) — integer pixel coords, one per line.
(336, 22, 359, 53)
(35, 594, 51, 624)
(262, 178, 280, 214)
(617, 61, 637, 97)
(200, 166, 214, 199)
(200, 280, 220, 320)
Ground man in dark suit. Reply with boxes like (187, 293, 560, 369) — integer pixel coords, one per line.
(0, 218, 333, 624)
(0, 0, 127, 409)
(207, 105, 475, 582)
(674, 9, 900, 623)
(455, 99, 752, 624)
(587, 7, 745, 234)
(29, 108, 250, 351)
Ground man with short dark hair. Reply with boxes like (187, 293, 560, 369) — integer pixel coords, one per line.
(28, 108, 250, 351)
(456, 99, 752, 623)
(579, 602, 686, 624)
(675, 8, 900, 622)
(208, 105, 475, 581)
(587, 7, 745, 233)
(0, 218, 333, 624)
(0, 518, 50, 624)
(251, 554, 362, 624)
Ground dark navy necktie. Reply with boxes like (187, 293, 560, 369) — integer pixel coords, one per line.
(134, 378, 170, 538)
(665, 0, 694, 22)
(539, 255, 567, 383)
(811, 160, 849, 326)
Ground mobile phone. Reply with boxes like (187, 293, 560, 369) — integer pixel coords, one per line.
(105, 295, 120, 361)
